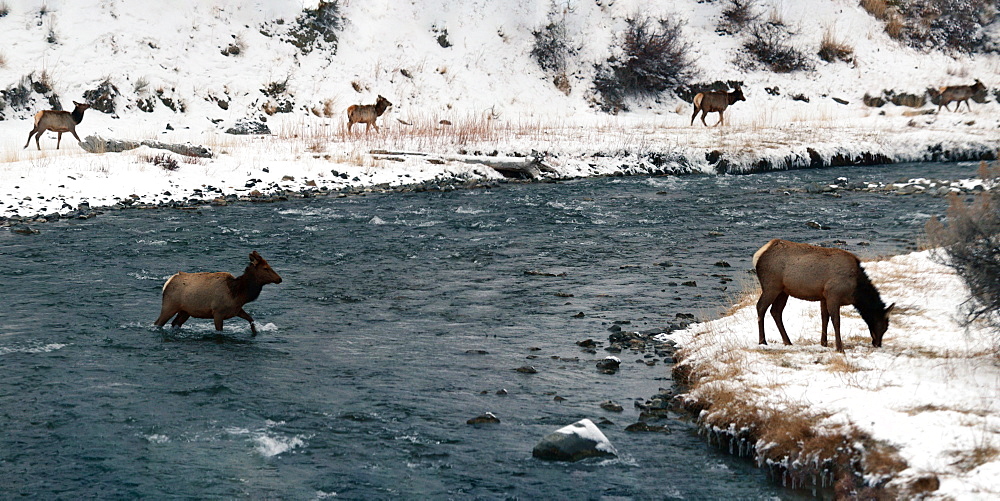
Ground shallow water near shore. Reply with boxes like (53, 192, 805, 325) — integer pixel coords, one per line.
(0, 162, 973, 499)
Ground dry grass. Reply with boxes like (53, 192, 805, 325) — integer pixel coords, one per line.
(951, 444, 999, 473)
(860, 0, 889, 20)
(818, 27, 854, 63)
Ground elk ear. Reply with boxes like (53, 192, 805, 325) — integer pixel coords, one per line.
(249, 251, 261, 264)
(885, 303, 895, 316)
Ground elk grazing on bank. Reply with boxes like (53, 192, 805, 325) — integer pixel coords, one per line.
(935, 79, 986, 112)
(753, 239, 894, 353)
(347, 95, 392, 133)
(690, 85, 745, 126)
(24, 101, 91, 150)
(154, 251, 283, 336)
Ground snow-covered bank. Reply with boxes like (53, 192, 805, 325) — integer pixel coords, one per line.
(2, 115, 998, 222)
(666, 251, 1000, 499)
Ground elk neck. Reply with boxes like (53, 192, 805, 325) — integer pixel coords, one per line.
(853, 266, 887, 326)
(71, 107, 86, 124)
(229, 269, 265, 304)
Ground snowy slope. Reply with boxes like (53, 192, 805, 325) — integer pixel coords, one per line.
(0, 0, 998, 220)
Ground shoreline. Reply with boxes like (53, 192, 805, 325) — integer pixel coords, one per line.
(3, 130, 996, 227)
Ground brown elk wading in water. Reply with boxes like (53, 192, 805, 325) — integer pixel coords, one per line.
(934, 79, 986, 112)
(24, 101, 90, 150)
(690, 86, 745, 126)
(154, 251, 282, 336)
(752, 239, 894, 353)
(347, 95, 392, 133)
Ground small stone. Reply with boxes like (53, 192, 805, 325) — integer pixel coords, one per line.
(624, 422, 669, 433)
(515, 366, 538, 374)
(600, 401, 624, 412)
(467, 412, 500, 425)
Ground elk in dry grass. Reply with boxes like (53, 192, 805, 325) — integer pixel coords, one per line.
(690, 86, 745, 126)
(154, 251, 283, 336)
(24, 101, 91, 150)
(347, 95, 392, 133)
(753, 239, 894, 353)
(935, 79, 986, 112)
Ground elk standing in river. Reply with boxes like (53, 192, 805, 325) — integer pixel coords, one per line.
(347, 94, 392, 133)
(935, 79, 986, 112)
(753, 239, 894, 353)
(154, 251, 283, 336)
(24, 101, 90, 150)
(690, 86, 745, 126)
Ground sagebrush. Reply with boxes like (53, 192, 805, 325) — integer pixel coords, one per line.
(594, 14, 694, 112)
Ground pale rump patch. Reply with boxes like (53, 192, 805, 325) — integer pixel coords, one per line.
(162, 273, 178, 292)
(752, 239, 776, 268)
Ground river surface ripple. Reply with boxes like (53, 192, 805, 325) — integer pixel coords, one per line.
(0, 162, 970, 499)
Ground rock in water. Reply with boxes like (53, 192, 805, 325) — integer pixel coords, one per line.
(532, 418, 617, 461)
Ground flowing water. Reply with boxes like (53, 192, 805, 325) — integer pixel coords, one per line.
(0, 162, 974, 499)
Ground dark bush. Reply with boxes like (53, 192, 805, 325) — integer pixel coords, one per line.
(743, 22, 812, 73)
(285, 1, 341, 55)
(718, 0, 761, 35)
(1, 78, 32, 111)
(433, 26, 451, 48)
(865, 0, 997, 53)
(531, 19, 574, 73)
(926, 163, 1000, 334)
(146, 153, 179, 171)
(83, 78, 120, 114)
(594, 14, 694, 112)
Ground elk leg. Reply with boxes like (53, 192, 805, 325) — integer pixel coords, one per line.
(154, 306, 179, 328)
(714, 111, 724, 127)
(700, 110, 709, 127)
(70, 129, 82, 144)
(690, 107, 699, 126)
(769, 292, 792, 345)
(820, 300, 830, 347)
(171, 312, 190, 328)
(24, 127, 38, 149)
(756, 289, 782, 345)
(965, 100, 972, 112)
(829, 303, 844, 353)
(57, 132, 63, 149)
(237, 308, 257, 337)
(213, 315, 225, 332)
(34, 131, 44, 150)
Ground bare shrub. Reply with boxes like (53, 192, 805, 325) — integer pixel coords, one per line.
(719, 0, 761, 34)
(145, 153, 179, 171)
(818, 28, 854, 63)
(83, 77, 119, 114)
(925, 164, 1000, 332)
(0, 2, 9, 18)
(594, 13, 694, 112)
(531, 19, 574, 73)
(284, 1, 341, 55)
(743, 21, 812, 73)
(863, 0, 996, 52)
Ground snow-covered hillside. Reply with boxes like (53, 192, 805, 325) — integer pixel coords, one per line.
(1, 0, 998, 219)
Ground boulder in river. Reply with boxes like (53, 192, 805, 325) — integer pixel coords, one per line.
(532, 418, 617, 462)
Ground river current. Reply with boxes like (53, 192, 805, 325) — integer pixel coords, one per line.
(0, 162, 972, 499)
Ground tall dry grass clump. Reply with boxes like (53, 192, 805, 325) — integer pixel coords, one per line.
(818, 27, 854, 63)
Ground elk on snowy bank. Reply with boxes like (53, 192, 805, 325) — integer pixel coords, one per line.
(24, 101, 91, 150)
(934, 79, 986, 112)
(154, 251, 283, 336)
(690, 86, 745, 126)
(347, 95, 392, 133)
(752, 239, 894, 353)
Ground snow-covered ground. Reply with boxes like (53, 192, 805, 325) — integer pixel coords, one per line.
(668, 251, 1000, 498)
(2, 0, 999, 219)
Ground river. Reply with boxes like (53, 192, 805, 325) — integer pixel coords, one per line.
(0, 162, 973, 499)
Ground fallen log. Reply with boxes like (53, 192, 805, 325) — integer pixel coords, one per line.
(80, 135, 213, 158)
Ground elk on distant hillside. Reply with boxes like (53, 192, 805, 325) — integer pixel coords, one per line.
(934, 79, 986, 112)
(347, 95, 392, 133)
(690, 86, 745, 126)
(24, 101, 91, 150)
